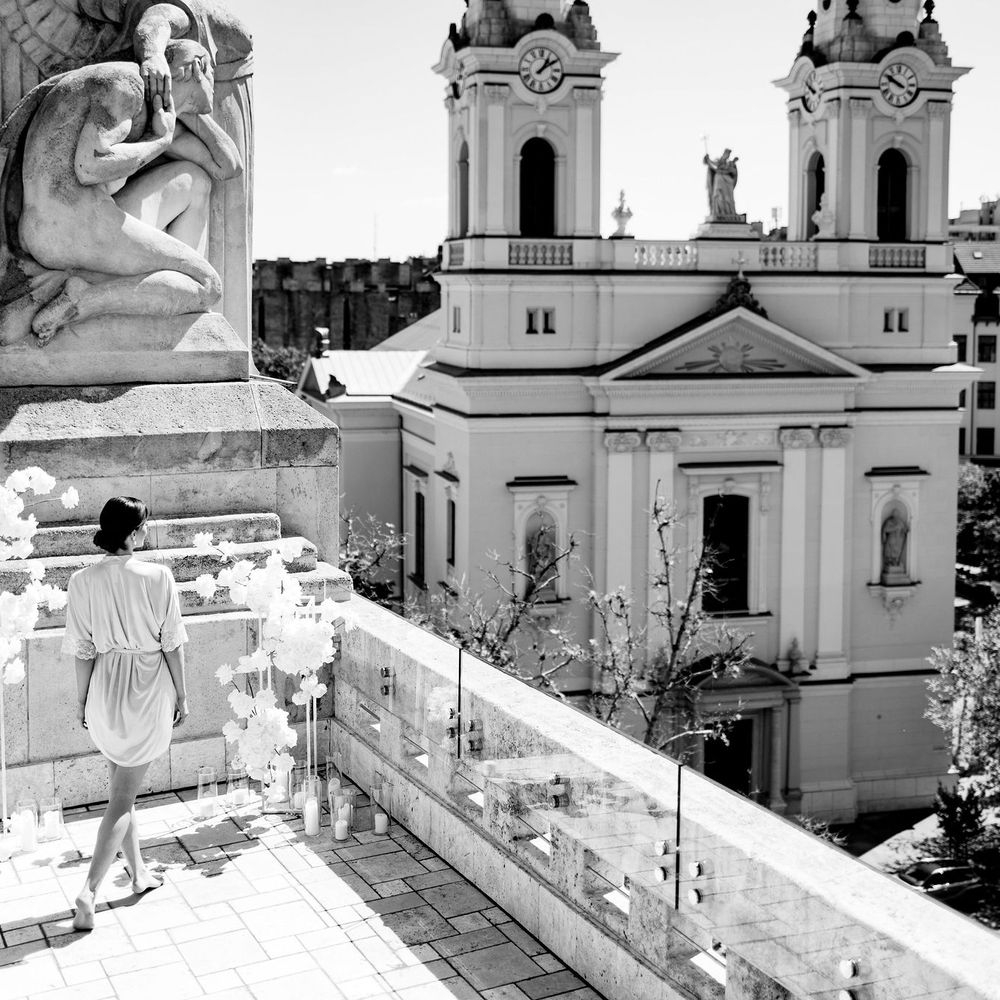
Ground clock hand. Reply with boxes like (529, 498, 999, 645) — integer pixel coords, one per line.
(540, 57, 557, 72)
(886, 73, 905, 89)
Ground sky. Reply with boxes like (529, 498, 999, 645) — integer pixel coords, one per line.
(240, 0, 1000, 262)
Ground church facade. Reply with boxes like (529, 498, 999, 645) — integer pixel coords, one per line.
(302, 0, 974, 820)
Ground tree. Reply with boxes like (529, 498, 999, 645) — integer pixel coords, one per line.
(252, 338, 309, 385)
(957, 464, 1000, 580)
(407, 495, 749, 761)
(934, 783, 985, 858)
(927, 609, 1000, 795)
(339, 511, 407, 605)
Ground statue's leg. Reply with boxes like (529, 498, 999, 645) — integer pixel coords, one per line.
(114, 162, 212, 255)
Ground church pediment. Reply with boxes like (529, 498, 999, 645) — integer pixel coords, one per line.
(603, 307, 869, 382)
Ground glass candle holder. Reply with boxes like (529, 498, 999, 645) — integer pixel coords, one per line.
(371, 781, 391, 836)
(196, 766, 219, 820)
(226, 766, 250, 809)
(260, 767, 293, 814)
(331, 787, 356, 842)
(302, 776, 323, 837)
(291, 765, 309, 813)
(37, 797, 63, 842)
(14, 798, 38, 853)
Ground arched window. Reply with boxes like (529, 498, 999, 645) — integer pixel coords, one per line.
(457, 141, 469, 238)
(805, 152, 825, 239)
(877, 148, 909, 242)
(519, 138, 556, 238)
(702, 494, 750, 614)
(525, 509, 559, 602)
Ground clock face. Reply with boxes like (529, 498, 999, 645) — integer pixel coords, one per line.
(803, 69, 823, 113)
(519, 46, 564, 95)
(879, 63, 919, 108)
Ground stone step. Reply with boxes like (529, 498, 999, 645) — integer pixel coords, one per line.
(0, 537, 317, 594)
(32, 513, 283, 559)
(35, 562, 352, 628)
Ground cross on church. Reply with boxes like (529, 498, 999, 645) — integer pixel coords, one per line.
(732, 251, 749, 278)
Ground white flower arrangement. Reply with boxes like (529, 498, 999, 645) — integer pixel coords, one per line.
(196, 532, 340, 786)
(0, 467, 79, 836)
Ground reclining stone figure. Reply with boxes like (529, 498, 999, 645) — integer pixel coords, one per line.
(0, 38, 241, 344)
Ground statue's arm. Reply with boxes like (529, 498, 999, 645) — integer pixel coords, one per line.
(168, 113, 243, 181)
(134, 3, 192, 105)
(74, 97, 175, 186)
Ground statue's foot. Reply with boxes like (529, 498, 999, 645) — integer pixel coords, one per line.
(32, 277, 89, 345)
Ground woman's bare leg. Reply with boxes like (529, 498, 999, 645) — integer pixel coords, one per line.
(109, 762, 162, 894)
(73, 761, 151, 930)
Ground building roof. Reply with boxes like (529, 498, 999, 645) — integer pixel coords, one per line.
(372, 310, 443, 352)
(954, 244, 1000, 275)
(301, 351, 428, 399)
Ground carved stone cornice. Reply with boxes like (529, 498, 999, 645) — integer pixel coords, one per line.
(779, 428, 818, 449)
(849, 97, 872, 117)
(484, 83, 510, 105)
(646, 431, 683, 453)
(573, 87, 602, 105)
(605, 431, 643, 454)
(683, 430, 778, 450)
(926, 101, 951, 119)
(819, 428, 853, 448)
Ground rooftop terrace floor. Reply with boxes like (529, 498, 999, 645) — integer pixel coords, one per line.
(0, 789, 603, 1000)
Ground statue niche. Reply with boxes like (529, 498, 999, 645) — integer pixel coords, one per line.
(880, 503, 911, 585)
(525, 509, 560, 602)
(0, 0, 253, 349)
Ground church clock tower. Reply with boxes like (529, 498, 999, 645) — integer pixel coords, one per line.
(776, 0, 968, 243)
(433, 1, 616, 241)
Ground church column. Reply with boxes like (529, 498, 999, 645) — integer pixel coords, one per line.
(646, 432, 682, 641)
(848, 99, 871, 240)
(778, 429, 816, 665)
(816, 429, 852, 676)
(573, 88, 600, 236)
(926, 101, 950, 241)
(604, 432, 642, 593)
(484, 85, 509, 235)
(768, 705, 787, 815)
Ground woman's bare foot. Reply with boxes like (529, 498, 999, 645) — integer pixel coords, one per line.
(72, 885, 95, 931)
(119, 853, 163, 894)
(32, 276, 89, 344)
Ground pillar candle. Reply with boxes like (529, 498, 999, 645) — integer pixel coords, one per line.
(293, 791, 305, 810)
(334, 819, 349, 841)
(42, 811, 59, 837)
(374, 813, 389, 835)
(19, 810, 36, 852)
(304, 798, 320, 836)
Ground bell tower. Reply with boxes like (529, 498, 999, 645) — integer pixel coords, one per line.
(433, 1, 616, 240)
(776, 0, 968, 243)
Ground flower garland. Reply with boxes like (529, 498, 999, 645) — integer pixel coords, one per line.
(192, 534, 339, 789)
(1, 468, 79, 837)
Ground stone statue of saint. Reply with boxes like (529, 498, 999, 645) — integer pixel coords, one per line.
(526, 513, 559, 596)
(0, 0, 253, 337)
(703, 148, 739, 221)
(3, 40, 240, 342)
(881, 509, 909, 579)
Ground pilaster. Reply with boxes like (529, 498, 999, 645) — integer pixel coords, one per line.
(604, 431, 642, 593)
(848, 99, 871, 240)
(484, 84, 510, 235)
(778, 429, 816, 666)
(816, 429, 852, 678)
(645, 432, 682, 642)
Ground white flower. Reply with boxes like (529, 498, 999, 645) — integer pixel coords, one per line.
(227, 689, 255, 719)
(217, 540, 238, 561)
(215, 663, 235, 685)
(60, 487, 80, 510)
(3, 658, 25, 685)
(272, 752, 296, 775)
(28, 562, 45, 581)
(194, 574, 218, 601)
(236, 648, 270, 674)
(222, 720, 242, 743)
(275, 538, 305, 562)
(5, 468, 55, 495)
(192, 531, 215, 554)
(43, 587, 67, 612)
(318, 599, 340, 623)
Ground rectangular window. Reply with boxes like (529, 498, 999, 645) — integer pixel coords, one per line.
(413, 492, 426, 587)
(959, 427, 966, 455)
(978, 381, 996, 409)
(446, 498, 456, 567)
(897, 308, 909, 333)
(979, 335, 997, 364)
(976, 428, 995, 455)
(702, 494, 750, 615)
(955, 335, 968, 363)
(526, 309, 539, 335)
(543, 309, 556, 334)
(452, 306, 461, 333)
(959, 389, 967, 409)
(883, 309, 895, 334)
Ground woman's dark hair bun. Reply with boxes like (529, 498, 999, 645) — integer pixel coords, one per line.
(94, 497, 148, 553)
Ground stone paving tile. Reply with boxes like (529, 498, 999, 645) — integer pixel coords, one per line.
(0, 789, 606, 1000)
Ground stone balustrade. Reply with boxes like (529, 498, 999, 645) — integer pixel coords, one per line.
(869, 244, 927, 269)
(331, 595, 1000, 1000)
(508, 241, 575, 267)
(633, 242, 700, 269)
(759, 242, 818, 270)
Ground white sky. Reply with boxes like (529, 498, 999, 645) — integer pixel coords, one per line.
(240, 0, 1000, 261)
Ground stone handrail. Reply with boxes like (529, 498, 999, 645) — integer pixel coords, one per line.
(332, 595, 1000, 1000)
(869, 244, 927, 269)
(633, 242, 699, 269)
(759, 243, 817, 270)
(509, 241, 575, 266)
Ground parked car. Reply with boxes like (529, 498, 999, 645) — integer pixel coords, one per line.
(897, 858, 986, 910)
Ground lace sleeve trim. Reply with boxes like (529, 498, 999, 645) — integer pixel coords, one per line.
(160, 623, 189, 653)
(62, 637, 97, 660)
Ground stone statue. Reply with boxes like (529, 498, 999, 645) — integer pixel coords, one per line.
(526, 512, 559, 588)
(0, 0, 253, 338)
(2, 39, 240, 343)
(811, 192, 835, 240)
(611, 189, 633, 239)
(704, 148, 740, 221)
(881, 508, 910, 581)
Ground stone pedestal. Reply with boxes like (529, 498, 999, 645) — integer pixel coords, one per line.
(694, 220, 760, 240)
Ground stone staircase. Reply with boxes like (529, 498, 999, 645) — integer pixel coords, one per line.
(8, 512, 351, 629)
